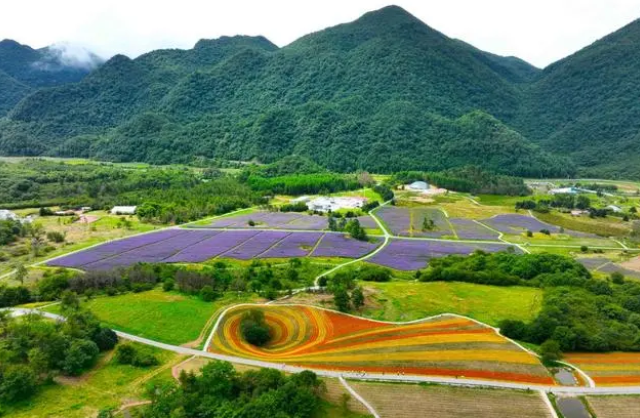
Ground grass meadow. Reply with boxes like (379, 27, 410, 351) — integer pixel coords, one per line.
(2, 344, 180, 418)
(46, 289, 260, 346)
(362, 281, 543, 326)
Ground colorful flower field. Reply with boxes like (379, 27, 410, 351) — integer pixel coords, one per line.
(197, 211, 377, 231)
(564, 353, 640, 386)
(47, 229, 383, 270)
(367, 239, 519, 270)
(209, 305, 554, 385)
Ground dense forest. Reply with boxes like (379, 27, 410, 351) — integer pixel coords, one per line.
(2, 6, 618, 178)
(0, 159, 263, 222)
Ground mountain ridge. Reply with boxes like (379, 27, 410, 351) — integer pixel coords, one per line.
(0, 5, 638, 178)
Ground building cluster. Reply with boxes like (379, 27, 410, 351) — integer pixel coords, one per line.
(291, 196, 367, 213)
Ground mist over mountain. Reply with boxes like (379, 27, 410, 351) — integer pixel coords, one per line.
(0, 6, 638, 178)
(0, 39, 103, 116)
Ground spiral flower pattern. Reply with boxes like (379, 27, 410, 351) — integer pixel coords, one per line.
(209, 305, 554, 385)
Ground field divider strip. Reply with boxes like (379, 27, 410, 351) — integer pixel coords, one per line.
(540, 391, 560, 418)
(339, 377, 381, 418)
(252, 232, 293, 259)
(308, 233, 326, 257)
(159, 230, 222, 262)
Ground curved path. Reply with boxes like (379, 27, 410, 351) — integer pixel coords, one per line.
(6, 306, 640, 396)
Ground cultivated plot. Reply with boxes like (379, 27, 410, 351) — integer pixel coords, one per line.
(209, 305, 554, 385)
(349, 382, 554, 418)
(195, 211, 376, 231)
(587, 395, 640, 418)
(376, 206, 453, 238)
(367, 239, 518, 270)
(564, 353, 640, 386)
(479, 214, 595, 238)
(448, 218, 500, 240)
(48, 229, 382, 270)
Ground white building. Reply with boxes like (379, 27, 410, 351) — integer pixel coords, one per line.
(290, 196, 310, 204)
(306, 196, 366, 213)
(549, 187, 579, 195)
(607, 205, 623, 213)
(111, 206, 137, 215)
(407, 181, 429, 192)
(0, 209, 18, 221)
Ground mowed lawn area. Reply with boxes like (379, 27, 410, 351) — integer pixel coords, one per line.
(362, 281, 542, 326)
(45, 289, 258, 345)
(3, 344, 179, 418)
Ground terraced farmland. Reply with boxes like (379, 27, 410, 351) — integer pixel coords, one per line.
(209, 305, 554, 385)
(564, 353, 640, 386)
(348, 382, 553, 418)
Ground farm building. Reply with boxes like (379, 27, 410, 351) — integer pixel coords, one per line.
(607, 205, 623, 213)
(550, 187, 580, 195)
(307, 196, 366, 212)
(0, 209, 18, 221)
(111, 206, 137, 215)
(407, 181, 429, 191)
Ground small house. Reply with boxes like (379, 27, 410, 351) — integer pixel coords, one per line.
(0, 209, 18, 221)
(111, 206, 137, 215)
(607, 205, 623, 213)
(549, 187, 579, 195)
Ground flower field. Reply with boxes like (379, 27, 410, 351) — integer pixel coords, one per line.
(209, 305, 554, 385)
(48, 229, 384, 270)
(198, 211, 376, 231)
(377, 206, 454, 238)
(564, 353, 640, 386)
(479, 214, 595, 237)
(368, 239, 519, 270)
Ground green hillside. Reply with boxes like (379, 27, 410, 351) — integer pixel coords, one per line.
(517, 19, 640, 178)
(1, 6, 639, 178)
(0, 39, 102, 116)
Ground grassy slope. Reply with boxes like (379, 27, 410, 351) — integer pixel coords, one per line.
(46, 289, 259, 345)
(3, 344, 179, 418)
(363, 281, 542, 326)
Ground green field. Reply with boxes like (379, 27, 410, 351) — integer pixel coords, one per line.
(362, 281, 543, 326)
(46, 289, 259, 345)
(2, 344, 178, 418)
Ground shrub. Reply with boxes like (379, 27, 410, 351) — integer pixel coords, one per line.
(200, 285, 218, 302)
(114, 344, 159, 367)
(93, 327, 118, 351)
(540, 340, 562, 363)
(0, 365, 37, 403)
(63, 339, 99, 376)
(46, 231, 65, 243)
(162, 279, 175, 292)
(241, 310, 271, 346)
(358, 265, 392, 282)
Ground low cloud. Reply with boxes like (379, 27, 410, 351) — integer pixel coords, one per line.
(33, 42, 104, 71)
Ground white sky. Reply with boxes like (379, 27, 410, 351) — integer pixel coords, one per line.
(1, 0, 639, 68)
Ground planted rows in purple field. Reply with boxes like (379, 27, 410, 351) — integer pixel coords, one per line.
(206, 211, 326, 230)
(597, 262, 640, 279)
(376, 206, 453, 238)
(479, 214, 596, 238)
(48, 229, 186, 268)
(219, 231, 291, 260)
(368, 239, 518, 271)
(576, 257, 612, 270)
(311, 233, 382, 258)
(165, 230, 260, 263)
(449, 218, 500, 240)
(258, 232, 324, 258)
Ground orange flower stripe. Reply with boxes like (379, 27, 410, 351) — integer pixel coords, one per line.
(210, 306, 553, 385)
(565, 352, 640, 386)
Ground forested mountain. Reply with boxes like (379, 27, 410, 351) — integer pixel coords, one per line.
(0, 6, 639, 178)
(516, 18, 640, 179)
(0, 39, 102, 116)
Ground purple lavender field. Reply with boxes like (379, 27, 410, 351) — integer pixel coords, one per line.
(368, 239, 519, 271)
(219, 231, 290, 260)
(449, 218, 500, 240)
(376, 206, 453, 238)
(311, 233, 382, 258)
(479, 214, 595, 237)
(200, 211, 379, 231)
(258, 232, 324, 258)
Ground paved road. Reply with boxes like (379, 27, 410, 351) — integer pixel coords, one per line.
(7, 307, 640, 396)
